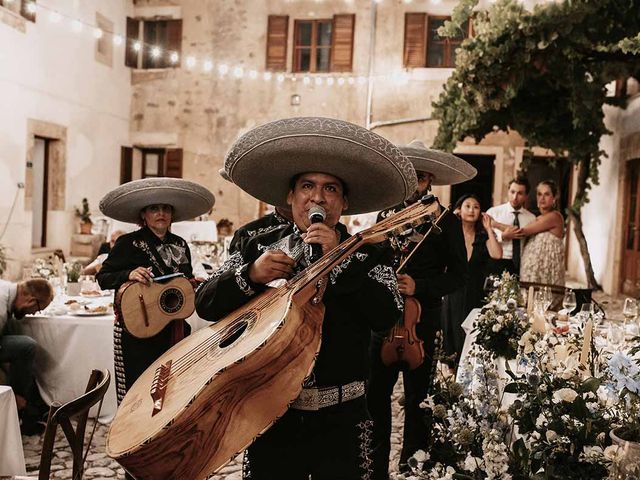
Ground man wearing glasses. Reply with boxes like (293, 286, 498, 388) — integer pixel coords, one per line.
(0, 278, 54, 434)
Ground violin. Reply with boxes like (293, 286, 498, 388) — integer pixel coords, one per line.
(380, 205, 448, 370)
(381, 294, 424, 370)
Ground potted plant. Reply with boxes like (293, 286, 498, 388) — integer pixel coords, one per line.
(74, 198, 92, 234)
(66, 261, 82, 296)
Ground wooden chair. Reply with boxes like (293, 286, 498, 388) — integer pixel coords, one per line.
(18, 369, 111, 480)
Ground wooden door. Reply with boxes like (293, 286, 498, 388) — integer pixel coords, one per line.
(622, 158, 640, 296)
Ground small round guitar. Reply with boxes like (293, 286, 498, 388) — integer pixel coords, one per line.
(116, 275, 195, 338)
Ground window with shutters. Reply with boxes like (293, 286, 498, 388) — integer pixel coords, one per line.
(1, 0, 36, 22)
(121, 147, 183, 183)
(403, 14, 470, 68)
(276, 14, 353, 73)
(125, 18, 182, 69)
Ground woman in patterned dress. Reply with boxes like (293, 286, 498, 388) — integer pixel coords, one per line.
(517, 180, 565, 286)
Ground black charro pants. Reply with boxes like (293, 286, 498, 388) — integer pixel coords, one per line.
(367, 306, 440, 480)
(245, 396, 373, 480)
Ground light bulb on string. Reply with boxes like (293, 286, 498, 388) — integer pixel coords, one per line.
(186, 56, 197, 69)
(93, 28, 104, 39)
(263, 72, 272, 81)
(71, 19, 83, 33)
(48, 11, 62, 23)
(348, 77, 355, 85)
(169, 51, 179, 64)
(303, 76, 311, 85)
(314, 77, 323, 86)
(291, 76, 298, 82)
(337, 77, 345, 86)
(277, 74, 285, 83)
(233, 67, 244, 78)
(112, 34, 123, 46)
(357, 76, 367, 85)
(150, 46, 161, 58)
(218, 64, 229, 75)
(327, 77, 335, 86)
(133, 41, 142, 52)
(203, 60, 213, 72)
(249, 70, 258, 79)
(25, 2, 36, 14)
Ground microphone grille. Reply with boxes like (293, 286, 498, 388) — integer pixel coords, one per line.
(308, 205, 326, 220)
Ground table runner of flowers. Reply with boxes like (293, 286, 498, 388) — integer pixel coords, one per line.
(400, 272, 640, 480)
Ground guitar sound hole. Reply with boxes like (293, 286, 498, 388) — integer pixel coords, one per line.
(160, 288, 184, 314)
(219, 321, 248, 348)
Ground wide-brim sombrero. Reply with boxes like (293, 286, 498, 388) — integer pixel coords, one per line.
(218, 168, 231, 182)
(99, 178, 215, 224)
(224, 117, 417, 215)
(399, 140, 477, 186)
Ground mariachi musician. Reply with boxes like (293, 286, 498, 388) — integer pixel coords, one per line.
(367, 141, 475, 480)
(195, 117, 416, 480)
(96, 178, 214, 413)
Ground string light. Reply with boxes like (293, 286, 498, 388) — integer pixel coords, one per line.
(18, 0, 425, 89)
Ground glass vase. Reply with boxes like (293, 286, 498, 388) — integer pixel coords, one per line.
(610, 427, 640, 479)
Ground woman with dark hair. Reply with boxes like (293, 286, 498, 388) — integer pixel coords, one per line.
(518, 180, 565, 285)
(442, 194, 502, 361)
(96, 178, 214, 410)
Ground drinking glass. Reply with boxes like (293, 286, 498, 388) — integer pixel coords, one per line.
(562, 290, 577, 314)
(623, 298, 638, 323)
(542, 287, 553, 312)
(608, 321, 625, 350)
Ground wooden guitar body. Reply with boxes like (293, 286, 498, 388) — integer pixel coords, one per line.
(107, 287, 324, 479)
(116, 277, 195, 338)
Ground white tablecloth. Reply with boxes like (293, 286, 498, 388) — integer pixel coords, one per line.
(172, 221, 217, 242)
(20, 313, 118, 423)
(20, 308, 210, 423)
(456, 307, 481, 380)
(0, 386, 26, 476)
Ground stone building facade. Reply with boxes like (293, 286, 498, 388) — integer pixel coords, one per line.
(1, 0, 638, 296)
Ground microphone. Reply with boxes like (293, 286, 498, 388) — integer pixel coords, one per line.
(307, 205, 326, 263)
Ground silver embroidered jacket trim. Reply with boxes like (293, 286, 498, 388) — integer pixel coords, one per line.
(329, 252, 369, 284)
(367, 264, 404, 310)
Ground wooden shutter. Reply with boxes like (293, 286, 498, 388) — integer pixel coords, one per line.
(330, 14, 355, 72)
(403, 13, 427, 68)
(120, 147, 133, 184)
(266, 15, 288, 71)
(164, 149, 183, 178)
(125, 17, 139, 68)
(166, 19, 182, 67)
(21, 0, 36, 22)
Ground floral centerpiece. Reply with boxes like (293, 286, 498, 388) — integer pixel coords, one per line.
(474, 272, 528, 359)
(401, 349, 513, 479)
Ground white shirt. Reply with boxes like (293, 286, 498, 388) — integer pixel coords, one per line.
(0, 280, 17, 334)
(486, 202, 535, 260)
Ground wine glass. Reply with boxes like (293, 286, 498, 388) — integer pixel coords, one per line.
(542, 287, 553, 312)
(623, 298, 638, 323)
(562, 289, 577, 315)
(607, 321, 625, 350)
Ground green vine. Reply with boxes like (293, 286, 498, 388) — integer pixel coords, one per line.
(432, 0, 640, 287)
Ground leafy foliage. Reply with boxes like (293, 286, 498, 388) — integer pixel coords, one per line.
(432, 0, 640, 286)
(74, 198, 92, 223)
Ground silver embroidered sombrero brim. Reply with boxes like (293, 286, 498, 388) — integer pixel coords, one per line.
(99, 178, 215, 223)
(399, 140, 477, 186)
(224, 117, 417, 214)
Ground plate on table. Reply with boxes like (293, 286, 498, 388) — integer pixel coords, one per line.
(71, 306, 112, 316)
(80, 290, 112, 298)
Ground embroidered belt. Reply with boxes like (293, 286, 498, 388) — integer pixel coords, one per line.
(290, 380, 366, 411)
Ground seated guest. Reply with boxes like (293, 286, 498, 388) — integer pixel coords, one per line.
(0, 278, 54, 434)
(216, 218, 234, 237)
(83, 229, 125, 275)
